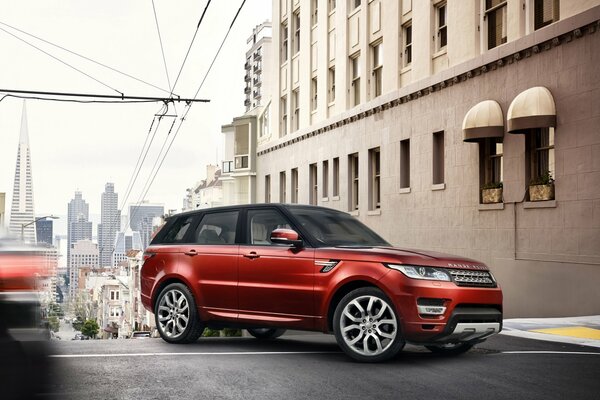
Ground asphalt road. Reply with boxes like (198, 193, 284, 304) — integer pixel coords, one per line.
(37, 333, 600, 400)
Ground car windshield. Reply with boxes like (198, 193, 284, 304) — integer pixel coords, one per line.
(287, 207, 390, 247)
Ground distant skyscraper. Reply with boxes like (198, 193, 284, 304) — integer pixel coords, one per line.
(9, 102, 36, 243)
(98, 183, 120, 267)
(67, 191, 92, 291)
(69, 239, 98, 298)
(35, 219, 53, 245)
(129, 202, 164, 249)
(112, 230, 142, 266)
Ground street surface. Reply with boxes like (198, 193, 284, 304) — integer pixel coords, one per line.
(42, 332, 600, 400)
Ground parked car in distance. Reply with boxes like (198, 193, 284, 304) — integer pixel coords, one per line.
(72, 333, 88, 340)
(141, 204, 503, 362)
(131, 331, 151, 339)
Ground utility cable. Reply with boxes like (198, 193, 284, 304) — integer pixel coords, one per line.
(151, 0, 174, 93)
(0, 25, 123, 96)
(0, 19, 172, 95)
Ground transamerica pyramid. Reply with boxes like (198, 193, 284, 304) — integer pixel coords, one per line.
(9, 101, 36, 243)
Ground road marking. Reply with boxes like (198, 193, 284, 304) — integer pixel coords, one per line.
(49, 351, 342, 358)
(529, 326, 600, 340)
(500, 351, 600, 355)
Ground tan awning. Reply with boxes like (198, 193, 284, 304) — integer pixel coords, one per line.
(508, 86, 556, 133)
(462, 100, 504, 142)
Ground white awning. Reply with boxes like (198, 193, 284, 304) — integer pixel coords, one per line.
(507, 86, 556, 133)
(462, 100, 504, 142)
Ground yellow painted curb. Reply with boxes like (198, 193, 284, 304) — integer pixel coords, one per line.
(530, 326, 600, 340)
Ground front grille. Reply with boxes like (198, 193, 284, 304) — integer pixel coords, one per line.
(448, 269, 496, 288)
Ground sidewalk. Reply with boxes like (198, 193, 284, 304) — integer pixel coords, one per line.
(501, 315, 600, 348)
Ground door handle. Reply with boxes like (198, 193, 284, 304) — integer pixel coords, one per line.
(243, 251, 260, 259)
(184, 249, 198, 256)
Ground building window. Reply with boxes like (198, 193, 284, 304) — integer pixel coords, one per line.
(486, 0, 507, 50)
(480, 140, 503, 187)
(281, 21, 289, 63)
(403, 23, 412, 67)
(371, 42, 383, 98)
(333, 157, 340, 197)
(527, 127, 555, 185)
(311, 77, 318, 111)
(110, 290, 119, 301)
(293, 11, 301, 55)
(400, 139, 410, 189)
(329, 0, 336, 13)
(433, 131, 445, 185)
(280, 171, 287, 202)
(260, 106, 270, 137)
(291, 168, 299, 203)
(265, 175, 271, 203)
(369, 147, 380, 210)
(322, 160, 329, 198)
(281, 96, 288, 136)
(435, 2, 447, 51)
(349, 153, 359, 211)
(292, 89, 300, 131)
(309, 163, 318, 205)
(328, 67, 336, 103)
(534, 0, 559, 30)
(312, 0, 319, 26)
(350, 0, 361, 12)
(351, 54, 360, 106)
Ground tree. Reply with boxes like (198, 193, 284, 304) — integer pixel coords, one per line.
(72, 317, 84, 332)
(81, 319, 99, 338)
(48, 316, 60, 332)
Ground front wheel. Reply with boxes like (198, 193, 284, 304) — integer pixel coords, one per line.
(155, 283, 204, 344)
(425, 342, 474, 356)
(333, 287, 405, 362)
(247, 328, 286, 339)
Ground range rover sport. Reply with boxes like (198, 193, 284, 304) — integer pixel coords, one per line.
(141, 204, 502, 362)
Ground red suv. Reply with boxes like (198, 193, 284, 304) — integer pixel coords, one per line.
(141, 204, 502, 362)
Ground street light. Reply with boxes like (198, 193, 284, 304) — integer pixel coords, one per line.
(21, 215, 59, 242)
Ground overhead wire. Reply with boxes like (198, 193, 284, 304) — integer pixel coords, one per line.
(0, 19, 172, 95)
(151, 0, 174, 94)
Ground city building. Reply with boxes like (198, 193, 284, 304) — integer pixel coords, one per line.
(9, 102, 36, 243)
(37, 243, 59, 305)
(67, 191, 92, 275)
(0, 192, 5, 230)
(35, 218, 53, 245)
(128, 202, 164, 249)
(69, 239, 98, 298)
(98, 183, 120, 267)
(256, 1, 600, 317)
(112, 230, 142, 267)
(183, 165, 223, 211)
(221, 21, 274, 205)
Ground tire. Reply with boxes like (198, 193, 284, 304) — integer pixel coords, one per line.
(425, 342, 474, 356)
(247, 328, 286, 339)
(154, 283, 204, 344)
(333, 287, 405, 363)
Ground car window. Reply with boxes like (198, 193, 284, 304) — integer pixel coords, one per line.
(161, 215, 197, 244)
(247, 209, 292, 245)
(195, 211, 239, 245)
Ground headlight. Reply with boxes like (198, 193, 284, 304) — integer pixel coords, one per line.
(386, 264, 451, 282)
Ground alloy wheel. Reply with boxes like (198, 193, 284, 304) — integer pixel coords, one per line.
(157, 289, 190, 339)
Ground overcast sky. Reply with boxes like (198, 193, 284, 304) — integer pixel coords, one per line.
(0, 0, 271, 235)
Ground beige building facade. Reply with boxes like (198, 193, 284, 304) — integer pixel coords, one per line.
(257, 0, 600, 317)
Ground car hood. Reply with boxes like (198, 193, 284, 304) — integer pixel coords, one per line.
(315, 246, 489, 270)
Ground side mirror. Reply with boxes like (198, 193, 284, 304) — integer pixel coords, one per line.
(270, 228, 303, 249)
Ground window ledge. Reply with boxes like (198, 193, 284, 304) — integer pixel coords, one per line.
(321, 197, 329, 202)
(332, 195, 340, 201)
(432, 48, 447, 59)
(349, 210, 359, 216)
(328, 101, 336, 107)
(524, 200, 557, 209)
(401, 65, 412, 74)
(478, 203, 504, 211)
(348, 7, 361, 18)
(431, 183, 446, 191)
(367, 209, 381, 216)
(399, 187, 411, 194)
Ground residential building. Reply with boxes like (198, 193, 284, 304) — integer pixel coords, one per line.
(221, 21, 274, 206)
(128, 202, 164, 249)
(124, 250, 156, 336)
(112, 230, 142, 267)
(69, 239, 98, 298)
(183, 165, 223, 211)
(98, 183, 120, 267)
(35, 219, 53, 245)
(257, 1, 600, 317)
(9, 102, 36, 243)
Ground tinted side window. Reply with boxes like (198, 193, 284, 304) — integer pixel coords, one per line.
(195, 211, 239, 245)
(247, 209, 292, 245)
(161, 215, 197, 244)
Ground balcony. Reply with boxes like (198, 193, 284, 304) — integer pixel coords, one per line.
(244, 99, 251, 106)
(253, 78, 261, 86)
(222, 160, 233, 174)
(253, 91, 261, 99)
(253, 52, 262, 61)
(244, 61, 250, 70)
(234, 155, 249, 169)
(244, 86, 251, 94)
(253, 64, 262, 73)
(244, 74, 251, 82)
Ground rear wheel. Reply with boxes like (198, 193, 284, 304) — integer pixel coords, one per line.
(155, 283, 204, 344)
(247, 328, 286, 339)
(425, 342, 474, 355)
(333, 287, 405, 363)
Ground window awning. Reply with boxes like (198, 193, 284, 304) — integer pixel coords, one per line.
(462, 100, 504, 142)
(507, 86, 556, 133)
